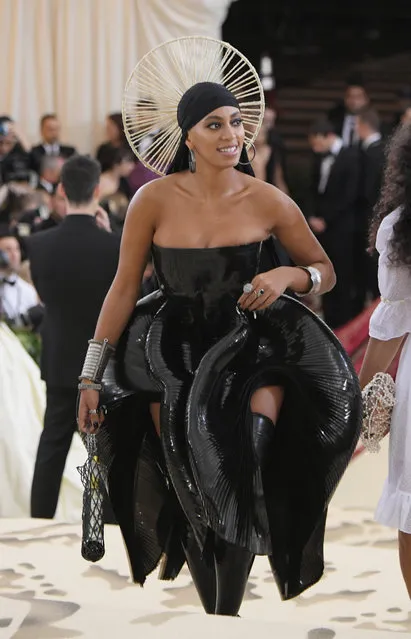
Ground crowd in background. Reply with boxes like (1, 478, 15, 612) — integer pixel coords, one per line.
(1, 74, 411, 343)
(0, 111, 159, 335)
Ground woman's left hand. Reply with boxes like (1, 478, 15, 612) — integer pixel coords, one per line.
(237, 267, 292, 312)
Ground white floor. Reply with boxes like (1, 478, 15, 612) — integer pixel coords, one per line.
(2, 440, 410, 638)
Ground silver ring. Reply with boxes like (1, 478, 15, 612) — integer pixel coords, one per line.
(88, 409, 98, 415)
(243, 282, 254, 294)
(257, 288, 265, 297)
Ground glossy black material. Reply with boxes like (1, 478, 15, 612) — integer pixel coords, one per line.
(90, 238, 361, 607)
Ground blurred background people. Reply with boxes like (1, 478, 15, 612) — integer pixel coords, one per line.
(308, 119, 360, 328)
(37, 155, 63, 195)
(0, 116, 31, 186)
(253, 106, 289, 194)
(352, 106, 385, 315)
(98, 146, 134, 232)
(0, 230, 38, 325)
(29, 114, 76, 175)
(96, 112, 129, 166)
(328, 75, 370, 147)
(33, 190, 67, 232)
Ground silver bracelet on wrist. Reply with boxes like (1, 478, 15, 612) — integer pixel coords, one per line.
(79, 338, 115, 385)
(78, 382, 103, 392)
(295, 266, 322, 297)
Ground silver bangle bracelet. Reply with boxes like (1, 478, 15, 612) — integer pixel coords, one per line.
(79, 338, 115, 384)
(295, 266, 322, 297)
(78, 382, 103, 392)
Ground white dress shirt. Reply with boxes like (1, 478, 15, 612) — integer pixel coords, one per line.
(38, 178, 55, 194)
(43, 143, 60, 156)
(318, 137, 343, 194)
(0, 274, 38, 321)
(341, 114, 358, 147)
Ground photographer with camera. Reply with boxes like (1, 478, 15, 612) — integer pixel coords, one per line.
(0, 231, 39, 327)
(0, 116, 32, 186)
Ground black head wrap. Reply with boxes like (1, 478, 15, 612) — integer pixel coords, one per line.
(177, 82, 239, 134)
(167, 81, 254, 176)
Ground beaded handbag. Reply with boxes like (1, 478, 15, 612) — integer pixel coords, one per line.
(361, 372, 396, 453)
(77, 433, 108, 562)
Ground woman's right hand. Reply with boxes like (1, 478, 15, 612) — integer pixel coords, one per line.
(77, 387, 103, 434)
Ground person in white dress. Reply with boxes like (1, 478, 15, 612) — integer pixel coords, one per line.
(360, 122, 411, 596)
(0, 321, 83, 520)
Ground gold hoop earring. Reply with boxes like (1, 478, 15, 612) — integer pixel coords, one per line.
(237, 143, 256, 165)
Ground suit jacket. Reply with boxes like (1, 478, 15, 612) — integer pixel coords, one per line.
(29, 143, 76, 173)
(327, 102, 346, 137)
(311, 146, 361, 236)
(27, 215, 120, 388)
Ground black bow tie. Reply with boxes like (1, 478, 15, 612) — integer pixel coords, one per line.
(0, 278, 16, 286)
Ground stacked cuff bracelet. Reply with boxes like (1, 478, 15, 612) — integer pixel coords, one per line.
(295, 266, 322, 297)
(78, 338, 115, 390)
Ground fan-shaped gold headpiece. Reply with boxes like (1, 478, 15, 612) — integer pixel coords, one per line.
(122, 36, 265, 176)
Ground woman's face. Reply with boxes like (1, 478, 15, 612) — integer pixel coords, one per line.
(106, 117, 121, 143)
(186, 106, 244, 170)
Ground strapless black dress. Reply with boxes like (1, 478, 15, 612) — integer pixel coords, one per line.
(95, 238, 361, 600)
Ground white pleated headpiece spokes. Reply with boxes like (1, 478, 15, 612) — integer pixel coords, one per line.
(122, 36, 265, 176)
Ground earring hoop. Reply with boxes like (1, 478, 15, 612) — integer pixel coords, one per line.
(188, 148, 196, 173)
(237, 143, 256, 165)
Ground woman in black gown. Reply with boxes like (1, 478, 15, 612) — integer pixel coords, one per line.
(77, 39, 361, 617)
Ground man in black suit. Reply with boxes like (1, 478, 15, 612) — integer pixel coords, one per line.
(327, 75, 370, 147)
(352, 106, 385, 314)
(29, 114, 76, 175)
(308, 120, 361, 329)
(28, 155, 121, 518)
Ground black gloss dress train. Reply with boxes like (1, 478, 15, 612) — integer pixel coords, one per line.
(92, 238, 361, 611)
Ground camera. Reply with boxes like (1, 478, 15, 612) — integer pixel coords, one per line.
(0, 249, 10, 271)
(0, 121, 10, 138)
(15, 304, 45, 331)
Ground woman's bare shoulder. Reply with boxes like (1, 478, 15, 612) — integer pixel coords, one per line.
(247, 176, 295, 209)
(130, 173, 184, 203)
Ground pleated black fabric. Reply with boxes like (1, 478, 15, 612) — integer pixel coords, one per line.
(94, 238, 361, 598)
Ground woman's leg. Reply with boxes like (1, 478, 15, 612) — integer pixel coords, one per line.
(250, 384, 284, 465)
(399, 531, 411, 597)
(250, 385, 284, 423)
(212, 386, 283, 616)
(150, 402, 161, 436)
(150, 401, 217, 612)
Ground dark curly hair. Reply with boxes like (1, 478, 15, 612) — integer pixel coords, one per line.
(370, 123, 411, 265)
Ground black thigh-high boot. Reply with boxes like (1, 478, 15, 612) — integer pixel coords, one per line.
(252, 412, 276, 464)
(182, 533, 217, 614)
(212, 413, 276, 616)
(251, 412, 276, 544)
(213, 535, 254, 616)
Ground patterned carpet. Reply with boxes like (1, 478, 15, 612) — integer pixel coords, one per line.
(1, 468, 411, 639)
(2, 303, 409, 638)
